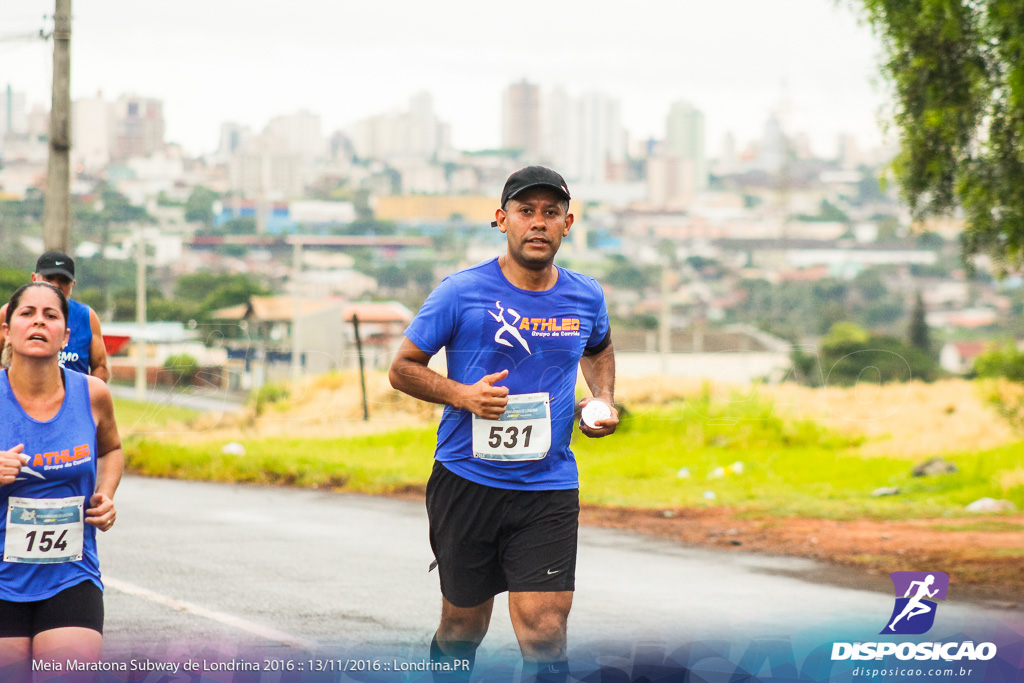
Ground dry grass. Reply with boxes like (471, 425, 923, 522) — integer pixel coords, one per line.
(185, 370, 439, 442)
(176, 372, 1017, 457)
(765, 379, 1017, 457)
(613, 376, 1017, 458)
(999, 468, 1024, 493)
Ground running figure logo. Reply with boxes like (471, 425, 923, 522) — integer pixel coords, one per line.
(15, 465, 45, 482)
(490, 301, 531, 354)
(880, 571, 949, 635)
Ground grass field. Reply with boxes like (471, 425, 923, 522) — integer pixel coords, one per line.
(113, 397, 201, 436)
(118, 384, 1024, 521)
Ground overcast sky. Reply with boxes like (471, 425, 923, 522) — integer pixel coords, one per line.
(0, 1, 891, 158)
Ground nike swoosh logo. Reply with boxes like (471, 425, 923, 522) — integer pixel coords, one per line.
(55, 261, 65, 265)
(546, 569, 560, 575)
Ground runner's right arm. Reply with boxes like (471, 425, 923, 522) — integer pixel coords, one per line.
(86, 376, 123, 530)
(389, 337, 509, 419)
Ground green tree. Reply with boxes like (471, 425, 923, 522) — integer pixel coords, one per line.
(0, 267, 29, 303)
(908, 290, 932, 354)
(860, 0, 1024, 271)
(163, 353, 200, 385)
(822, 322, 871, 349)
(974, 342, 1024, 381)
(185, 186, 219, 227)
(605, 264, 650, 290)
(174, 273, 268, 316)
(812, 322, 942, 386)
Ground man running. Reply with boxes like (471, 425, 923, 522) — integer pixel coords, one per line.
(0, 252, 109, 381)
(389, 166, 618, 682)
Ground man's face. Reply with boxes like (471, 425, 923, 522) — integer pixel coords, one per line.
(31, 272, 74, 298)
(495, 187, 573, 271)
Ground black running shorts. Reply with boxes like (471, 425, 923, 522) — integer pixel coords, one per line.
(0, 580, 104, 638)
(425, 461, 580, 608)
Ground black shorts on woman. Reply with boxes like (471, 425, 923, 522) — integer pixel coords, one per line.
(0, 580, 103, 638)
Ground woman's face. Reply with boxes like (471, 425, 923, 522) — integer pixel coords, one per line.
(3, 286, 69, 360)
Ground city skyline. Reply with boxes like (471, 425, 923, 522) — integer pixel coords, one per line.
(1, 0, 888, 158)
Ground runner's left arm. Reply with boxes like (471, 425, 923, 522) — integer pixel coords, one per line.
(88, 308, 110, 382)
(86, 376, 123, 530)
(579, 342, 618, 438)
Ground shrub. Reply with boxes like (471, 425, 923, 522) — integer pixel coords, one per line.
(162, 353, 199, 385)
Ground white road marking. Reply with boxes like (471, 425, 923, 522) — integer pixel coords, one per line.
(104, 577, 315, 649)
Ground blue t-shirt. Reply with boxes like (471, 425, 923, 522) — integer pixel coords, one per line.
(404, 258, 610, 491)
(59, 299, 93, 375)
(0, 369, 102, 601)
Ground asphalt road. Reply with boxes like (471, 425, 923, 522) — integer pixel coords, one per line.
(99, 476, 1014, 671)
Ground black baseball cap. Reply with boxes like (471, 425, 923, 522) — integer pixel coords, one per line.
(492, 166, 572, 227)
(35, 251, 75, 280)
(501, 166, 570, 207)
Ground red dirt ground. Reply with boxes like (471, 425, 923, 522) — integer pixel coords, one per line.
(579, 505, 1024, 607)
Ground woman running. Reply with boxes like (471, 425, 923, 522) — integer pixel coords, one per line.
(0, 282, 123, 678)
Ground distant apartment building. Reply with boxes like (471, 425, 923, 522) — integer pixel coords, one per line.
(545, 89, 627, 183)
(349, 92, 451, 161)
(664, 101, 707, 191)
(646, 155, 697, 209)
(223, 112, 328, 199)
(1, 85, 28, 137)
(111, 95, 165, 160)
(759, 112, 788, 172)
(502, 79, 541, 160)
(228, 146, 305, 199)
(216, 122, 253, 162)
(72, 93, 113, 172)
(265, 110, 326, 161)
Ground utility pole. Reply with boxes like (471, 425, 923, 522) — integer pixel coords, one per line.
(43, 0, 72, 253)
(659, 261, 671, 374)
(290, 239, 303, 381)
(135, 231, 147, 401)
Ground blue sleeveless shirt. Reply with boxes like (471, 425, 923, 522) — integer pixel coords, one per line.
(0, 369, 102, 601)
(59, 299, 93, 375)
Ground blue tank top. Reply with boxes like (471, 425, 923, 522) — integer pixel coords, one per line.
(0, 369, 102, 601)
(59, 299, 92, 375)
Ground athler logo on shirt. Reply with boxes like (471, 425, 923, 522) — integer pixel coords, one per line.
(16, 444, 93, 480)
(489, 301, 582, 354)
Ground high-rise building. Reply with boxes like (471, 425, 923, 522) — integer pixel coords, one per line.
(111, 95, 165, 160)
(664, 101, 707, 191)
(349, 92, 450, 161)
(760, 112, 786, 172)
(2, 85, 28, 136)
(265, 110, 325, 160)
(216, 122, 253, 162)
(543, 88, 625, 183)
(837, 133, 862, 169)
(502, 79, 541, 160)
(72, 93, 113, 172)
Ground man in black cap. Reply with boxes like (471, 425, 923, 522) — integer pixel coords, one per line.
(390, 166, 618, 682)
(0, 251, 110, 381)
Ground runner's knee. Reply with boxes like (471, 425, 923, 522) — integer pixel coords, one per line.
(438, 599, 492, 644)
